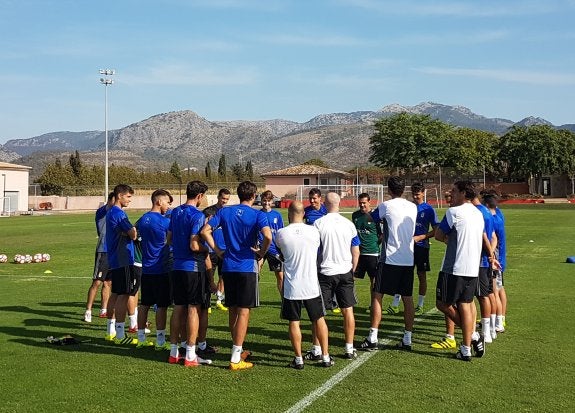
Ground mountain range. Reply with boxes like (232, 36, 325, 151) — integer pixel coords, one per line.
(2, 102, 574, 178)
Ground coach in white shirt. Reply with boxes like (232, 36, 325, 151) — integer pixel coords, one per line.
(276, 201, 333, 369)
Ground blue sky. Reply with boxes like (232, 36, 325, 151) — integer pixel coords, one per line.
(1, 0, 574, 143)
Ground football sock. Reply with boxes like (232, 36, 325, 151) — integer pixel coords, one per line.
(170, 344, 179, 358)
(198, 341, 207, 351)
(490, 314, 496, 331)
(115, 322, 125, 339)
(460, 344, 472, 357)
(471, 331, 480, 341)
(180, 341, 187, 349)
(322, 354, 331, 363)
(231, 345, 243, 363)
(156, 330, 166, 346)
(312, 345, 321, 356)
(128, 314, 137, 329)
(418, 295, 425, 308)
(403, 330, 412, 345)
(216, 291, 224, 301)
(368, 328, 378, 343)
(107, 318, 116, 335)
(392, 294, 401, 307)
(100, 308, 107, 315)
(185, 344, 196, 361)
(137, 329, 145, 342)
(345, 343, 354, 353)
(481, 318, 491, 337)
(496, 315, 504, 329)
(294, 356, 303, 365)
(446, 334, 455, 341)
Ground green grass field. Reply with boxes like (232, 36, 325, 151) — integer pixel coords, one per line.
(0, 205, 574, 412)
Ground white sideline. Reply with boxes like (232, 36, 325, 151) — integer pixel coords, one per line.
(285, 308, 439, 413)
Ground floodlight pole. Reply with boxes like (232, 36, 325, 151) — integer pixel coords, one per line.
(100, 69, 115, 199)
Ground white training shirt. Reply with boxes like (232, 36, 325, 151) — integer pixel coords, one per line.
(313, 213, 358, 276)
(375, 197, 417, 266)
(439, 203, 484, 277)
(275, 223, 321, 300)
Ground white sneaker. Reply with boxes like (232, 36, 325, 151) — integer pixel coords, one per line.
(197, 356, 213, 365)
(84, 310, 92, 323)
(484, 332, 493, 344)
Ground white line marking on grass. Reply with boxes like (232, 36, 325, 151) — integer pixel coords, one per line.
(285, 307, 440, 413)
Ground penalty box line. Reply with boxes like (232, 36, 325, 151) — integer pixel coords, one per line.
(285, 307, 440, 413)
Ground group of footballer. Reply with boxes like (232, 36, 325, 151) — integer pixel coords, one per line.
(83, 175, 507, 370)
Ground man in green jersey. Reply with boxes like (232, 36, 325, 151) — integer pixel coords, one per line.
(352, 193, 382, 311)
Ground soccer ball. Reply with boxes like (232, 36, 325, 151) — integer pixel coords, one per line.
(42, 253, 51, 262)
(33, 253, 43, 263)
(25, 254, 33, 263)
(14, 254, 26, 264)
(0, 254, 7, 263)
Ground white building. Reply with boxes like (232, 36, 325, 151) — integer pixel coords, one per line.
(0, 161, 31, 214)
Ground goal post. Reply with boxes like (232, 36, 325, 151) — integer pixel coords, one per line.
(0, 197, 11, 217)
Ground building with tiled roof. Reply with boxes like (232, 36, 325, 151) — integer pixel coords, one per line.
(261, 164, 354, 198)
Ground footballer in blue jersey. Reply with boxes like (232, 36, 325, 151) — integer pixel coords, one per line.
(201, 181, 272, 370)
(167, 181, 217, 366)
(257, 190, 285, 294)
(411, 183, 439, 314)
(473, 195, 499, 343)
(105, 184, 138, 343)
(203, 188, 231, 311)
(84, 192, 115, 323)
(304, 188, 327, 225)
(483, 193, 508, 334)
(135, 189, 173, 348)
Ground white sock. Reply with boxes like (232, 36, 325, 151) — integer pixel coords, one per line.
(471, 331, 480, 341)
(170, 344, 179, 358)
(392, 294, 401, 307)
(446, 334, 455, 341)
(460, 344, 472, 357)
(99, 308, 107, 315)
(128, 314, 137, 329)
(496, 315, 504, 330)
(322, 354, 331, 363)
(185, 344, 196, 361)
(345, 343, 354, 353)
(490, 314, 496, 331)
(180, 341, 187, 349)
(294, 356, 303, 365)
(156, 330, 166, 346)
(368, 328, 378, 343)
(198, 341, 207, 351)
(231, 345, 242, 363)
(115, 322, 125, 339)
(107, 318, 116, 335)
(216, 290, 224, 301)
(481, 318, 491, 337)
(137, 329, 145, 342)
(312, 345, 321, 356)
(418, 295, 425, 308)
(403, 330, 412, 345)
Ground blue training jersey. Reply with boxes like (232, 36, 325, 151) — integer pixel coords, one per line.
(208, 204, 269, 273)
(95, 204, 108, 253)
(494, 208, 507, 271)
(137, 211, 171, 275)
(105, 205, 135, 269)
(414, 202, 439, 248)
(258, 209, 284, 256)
(304, 204, 327, 225)
(169, 204, 206, 272)
(475, 203, 494, 268)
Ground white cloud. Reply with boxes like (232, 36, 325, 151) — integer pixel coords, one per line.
(415, 66, 575, 86)
(121, 63, 258, 86)
(334, 0, 568, 17)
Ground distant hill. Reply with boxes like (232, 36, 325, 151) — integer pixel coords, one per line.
(1, 102, 570, 176)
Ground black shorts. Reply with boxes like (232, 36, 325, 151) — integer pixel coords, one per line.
(476, 267, 493, 297)
(414, 246, 431, 273)
(171, 270, 208, 306)
(111, 265, 141, 296)
(281, 295, 326, 322)
(92, 252, 110, 281)
(354, 255, 379, 279)
(318, 271, 357, 310)
(222, 272, 259, 308)
(436, 271, 478, 305)
(374, 263, 414, 297)
(263, 252, 283, 272)
(141, 273, 172, 307)
(209, 252, 223, 277)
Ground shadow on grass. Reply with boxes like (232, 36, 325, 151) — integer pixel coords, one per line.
(0, 305, 80, 321)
